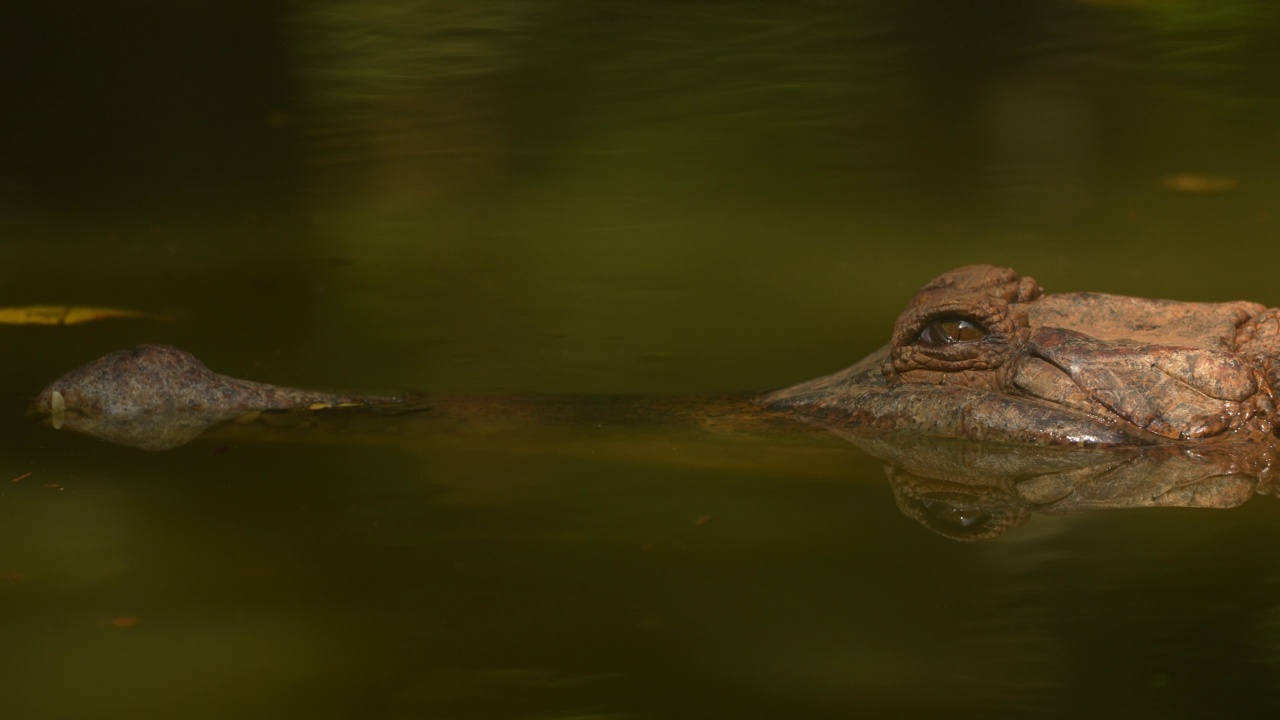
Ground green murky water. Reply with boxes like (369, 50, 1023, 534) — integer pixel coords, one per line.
(4, 1, 1280, 717)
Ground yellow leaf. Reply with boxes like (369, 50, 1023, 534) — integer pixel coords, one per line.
(0, 306, 171, 325)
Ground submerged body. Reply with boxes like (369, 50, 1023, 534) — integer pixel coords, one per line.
(31, 345, 799, 451)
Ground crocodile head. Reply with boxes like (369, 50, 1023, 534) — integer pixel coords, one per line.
(762, 265, 1280, 448)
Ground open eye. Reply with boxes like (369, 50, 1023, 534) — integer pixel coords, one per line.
(919, 316, 987, 345)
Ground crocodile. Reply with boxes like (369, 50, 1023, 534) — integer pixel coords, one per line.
(29, 265, 1280, 453)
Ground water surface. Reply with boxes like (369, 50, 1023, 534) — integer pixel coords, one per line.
(3, 1, 1280, 717)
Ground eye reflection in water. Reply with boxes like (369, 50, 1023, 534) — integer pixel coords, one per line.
(845, 432, 1272, 541)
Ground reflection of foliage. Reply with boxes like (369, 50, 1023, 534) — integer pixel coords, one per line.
(289, 0, 541, 98)
(284, 0, 903, 197)
(1123, 0, 1279, 74)
(1138, 0, 1274, 33)
(287, 0, 896, 123)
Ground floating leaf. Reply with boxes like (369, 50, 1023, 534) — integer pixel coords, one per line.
(0, 305, 172, 326)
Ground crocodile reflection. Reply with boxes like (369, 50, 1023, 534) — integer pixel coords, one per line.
(846, 432, 1277, 541)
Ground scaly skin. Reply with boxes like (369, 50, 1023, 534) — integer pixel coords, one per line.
(762, 265, 1280, 448)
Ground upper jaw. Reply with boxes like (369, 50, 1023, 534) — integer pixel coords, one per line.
(1015, 327, 1262, 441)
(759, 345, 1164, 448)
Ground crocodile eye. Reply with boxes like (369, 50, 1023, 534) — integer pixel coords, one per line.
(919, 316, 987, 345)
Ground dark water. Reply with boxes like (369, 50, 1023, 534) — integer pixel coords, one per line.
(4, 1, 1280, 717)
